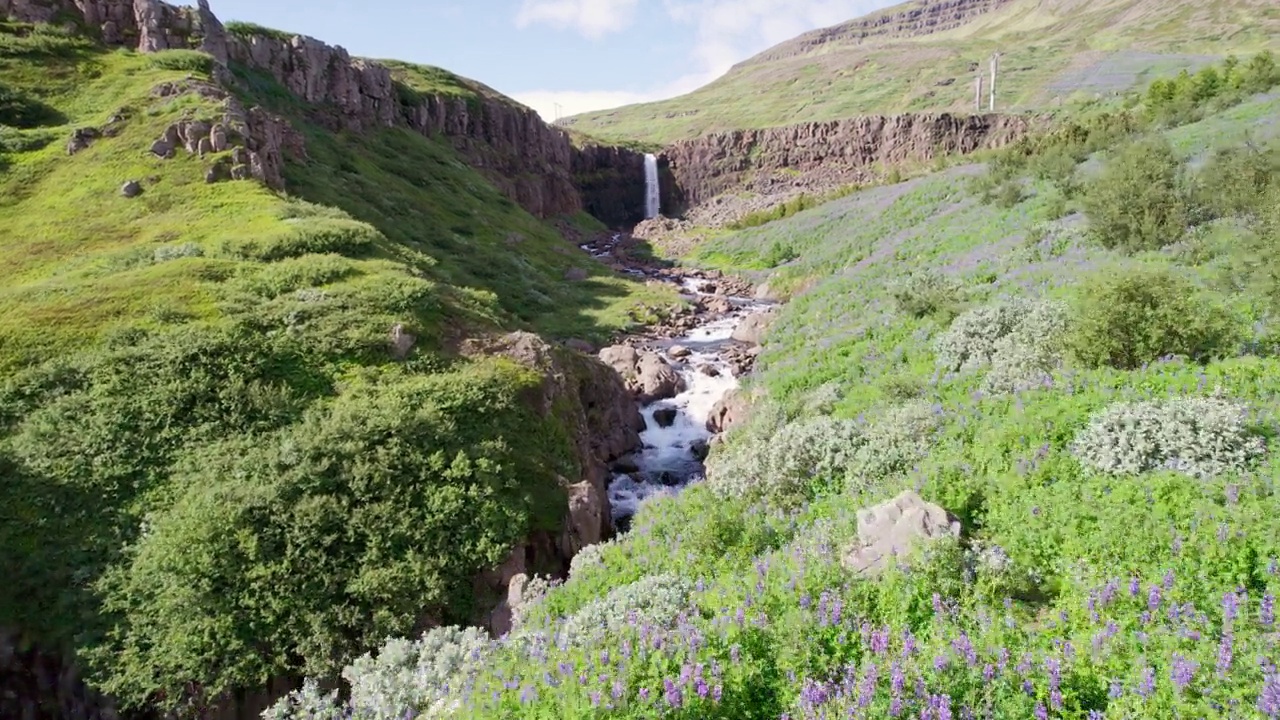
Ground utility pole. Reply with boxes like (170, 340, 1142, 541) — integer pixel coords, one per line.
(553, 102, 562, 123)
(989, 52, 1000, 112)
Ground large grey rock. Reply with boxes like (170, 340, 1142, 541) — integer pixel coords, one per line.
(706, 388, 748, 433)
(731, 308, 778, 344)
(635, 352, 684, 402)
(598, 345, 686, 402)
(120, 179, 142, 197)
(842, 491, 960, 577)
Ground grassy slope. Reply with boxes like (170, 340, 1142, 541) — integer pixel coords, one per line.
(411, 90, 1280, 717)
(0, 24, 674, 371)
(565, 0, 1280, 144)
(0, 21, 679, 707)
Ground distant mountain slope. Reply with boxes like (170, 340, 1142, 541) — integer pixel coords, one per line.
(563, 0, 1280, 144)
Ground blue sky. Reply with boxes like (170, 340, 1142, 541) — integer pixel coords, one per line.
(207, 0, 901, 121)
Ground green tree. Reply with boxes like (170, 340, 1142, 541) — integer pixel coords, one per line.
(1080, 135, 1190, 252)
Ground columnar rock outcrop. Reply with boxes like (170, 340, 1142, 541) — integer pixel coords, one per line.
(660, 112, 1034, 213)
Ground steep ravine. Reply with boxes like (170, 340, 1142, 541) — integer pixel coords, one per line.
(580, 233, 774, 531)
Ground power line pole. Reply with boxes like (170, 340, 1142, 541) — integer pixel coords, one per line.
(553, 102, 562, 123)
(989, 52, 1000, 112)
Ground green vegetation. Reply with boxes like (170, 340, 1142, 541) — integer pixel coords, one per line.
(273, 54, 1280, 718)
(564, 0, 1280, 144)
(0, 18, 677, 714)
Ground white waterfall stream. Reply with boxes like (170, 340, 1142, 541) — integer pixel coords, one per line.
(644, 153, 660, 219)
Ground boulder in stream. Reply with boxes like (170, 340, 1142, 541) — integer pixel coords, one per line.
(653, 407, 678, 428)
(731, 308, 778, 344)
(599, 345, 686, 403)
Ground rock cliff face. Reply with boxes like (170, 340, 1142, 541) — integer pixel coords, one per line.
(742, 0, 1015, 66)
(660, 112, 1034, 216)
(2, 0, 645, 223)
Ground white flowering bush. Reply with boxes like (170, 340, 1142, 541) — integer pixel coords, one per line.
(261, 679, 345, 720)
(560, 574, 694, 647)
(568, 541, 609, 580)
(935, 297, 1067, 394)
(153, 242, 203, 263)
(848, 400, 943, 490)
(1073, 395, 1267, 479)
(511, 574, 559, 631)
(706, 414, 864, 506)
(261, 626, 491, 719)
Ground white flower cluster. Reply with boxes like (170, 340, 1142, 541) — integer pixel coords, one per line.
(559, 573, 694, 648)
(706, 401, 942, 506)
(935, 297, 1067, 394)
(1073, 395, 1267, 480)
(263, 626, 492, 720)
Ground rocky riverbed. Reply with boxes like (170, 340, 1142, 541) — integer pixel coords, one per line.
(577, 232, 777, 531)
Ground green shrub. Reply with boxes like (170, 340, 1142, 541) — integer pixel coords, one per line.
(1067, 265, 1244, 370)
(0, 81, 62, 127)
(224, 218, 384, 262)
(1192, 142, 1280, 220)
(1072, 395, 1267, 479)
(887, 269, 963, 320)
(145, 49, 214, 74)
(1079, 135, 1191, 252)
(152, 243, 204, 263)
(706, 412, 863, 507)
(935, 297, 1066, 374)
(847, 400, 942, 492)
(559, 574, 694, 647)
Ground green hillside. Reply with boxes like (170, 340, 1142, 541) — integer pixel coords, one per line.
(0, 19, 677, 709)
(273, 55, 1280, 719)
(563, 0, 1280, 144)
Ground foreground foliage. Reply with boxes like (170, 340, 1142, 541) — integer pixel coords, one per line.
(269, 55, 1280, 719)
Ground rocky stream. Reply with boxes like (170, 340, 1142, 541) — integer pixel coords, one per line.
(578, 232, 776, 532)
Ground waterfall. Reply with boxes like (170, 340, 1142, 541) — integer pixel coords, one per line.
(644, 153, 660, 219)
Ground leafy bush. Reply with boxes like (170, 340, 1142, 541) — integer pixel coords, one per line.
(706, 412, 863, 507)
(0, 81, 62, 127)
(847, 400, 942, 492)
(145, 49, 214, 74)
(1192, 142, 1280, 221)
(559, 574, 694, 647)
(224, 218, 383, 262)
(1067, 265, 1244, 370)
(1146, 51, 1280, 126)
(1079, 135, 1192, 252)
(888, 269, 963, 320)
(935, 297, 1066, 381)
(153, 243, 204, 263)
(1073, 395, 1267, 479)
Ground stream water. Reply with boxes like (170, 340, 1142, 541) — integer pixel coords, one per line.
(579, 232, 771, 529)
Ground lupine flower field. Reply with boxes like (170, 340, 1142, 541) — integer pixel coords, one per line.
(269, 55, 1280, 719)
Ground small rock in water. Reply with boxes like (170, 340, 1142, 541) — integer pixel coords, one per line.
(611, 456, 640, 474)
(690, 439, 710, 461)
(658, 470, 681, 486)
(669, 344, 691, 358)
(653, 407, 678, 428)
(697, 364, 720, 377)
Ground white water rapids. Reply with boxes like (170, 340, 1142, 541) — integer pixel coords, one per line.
(605, 267, 771, 528)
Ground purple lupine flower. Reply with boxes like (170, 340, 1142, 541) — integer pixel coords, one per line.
(1163, 569, 1175, 589)
(902, 629, 917, 657)
(1034, 702, 1048, 720)
(1171, 653, 1197, 692)
(1129, 576, 1141, 597)
(934, 655, 950, 672)
(1223, 590, 1241, 623)
(1217, 633, 1234, 677)
(1099, 579, 1117, 606)
(1138, 667, 1155, 698)
(612, 680, 625, 701)
(870, 626, 890, 655)
(889, 696, 903, 717)
(663, 678, 683, 708)
(891, 662, 905, 694)
(1226, 484, 1240, 504)
(1263, 594, 1275, 627)
(1270, 558, 1279, 576)
(983, 664, 995, 682)
(1109, 679, 1123, 699)
(695, 678, 709, 699)
(953, 634, 977, 666)
(519, 684, 538, 704)
(1148, 584, 1162, 611)
(712, 684, 722, 702)
(933, 593, 945, 617)
(589, 691, 602, 707)
(1259, 672, 1280, 716)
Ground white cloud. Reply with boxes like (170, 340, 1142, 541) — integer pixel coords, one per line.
(512, 0, 901, 122)
(514, 0, 641, 39)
